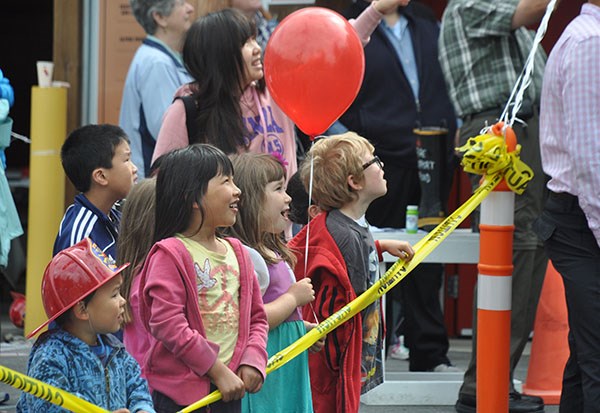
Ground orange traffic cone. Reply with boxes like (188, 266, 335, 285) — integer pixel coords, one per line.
(522, 261, 569, 404)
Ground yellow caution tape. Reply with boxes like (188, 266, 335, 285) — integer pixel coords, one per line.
(0, 364, 109, 413)
(179, 173, 503, 413)
(180, 128, 533, 412)
(457, 132, 533, 194)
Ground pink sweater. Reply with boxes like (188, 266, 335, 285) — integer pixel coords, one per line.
(123, 274, 150, 371)
(152, 4, 383, 178)
(137, 237, 268, 405)
(154, 85, 299, 178)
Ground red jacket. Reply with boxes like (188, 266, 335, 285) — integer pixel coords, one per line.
(289, 212, 363, 413)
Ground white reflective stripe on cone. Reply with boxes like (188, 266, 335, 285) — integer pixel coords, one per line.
(478, 274, 512, 311)
(480, 192, 515, 226)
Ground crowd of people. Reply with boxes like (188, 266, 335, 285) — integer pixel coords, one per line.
(13, 0, 600, 412)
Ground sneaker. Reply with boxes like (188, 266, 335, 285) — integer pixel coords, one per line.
(389, 339, 409, 360)
(431, 363, 463, 373)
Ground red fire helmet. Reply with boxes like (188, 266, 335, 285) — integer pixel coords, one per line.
(27, 238, 129, 339)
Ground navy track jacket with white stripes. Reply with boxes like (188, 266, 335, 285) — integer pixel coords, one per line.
(53, 194, 121, 259)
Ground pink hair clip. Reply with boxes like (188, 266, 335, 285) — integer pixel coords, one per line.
(271, 152, 289, 168)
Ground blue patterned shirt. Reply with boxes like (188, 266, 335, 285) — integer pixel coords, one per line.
(17, 329, 154, 412)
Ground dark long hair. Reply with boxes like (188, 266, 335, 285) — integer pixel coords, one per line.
(183, 9, 262, 154)
(154, 144, 234, 243)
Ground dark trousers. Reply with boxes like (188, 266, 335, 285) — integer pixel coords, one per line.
(372, 164, 452, 370)
(535, 192, 600, 412)
(401, 263, 451, 370)
(460, 247, 547, 395)
(152, 390, 241, 413)
(458, 108, 548, 397)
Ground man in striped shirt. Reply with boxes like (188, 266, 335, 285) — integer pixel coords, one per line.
(439, 0, 552, 412)
(536, 2, 600, 410)
(54, 124, 138, 260)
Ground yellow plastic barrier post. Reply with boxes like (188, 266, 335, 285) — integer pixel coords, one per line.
(24, 86, 67, 336)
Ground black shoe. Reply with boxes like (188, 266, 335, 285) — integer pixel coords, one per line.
(455, 393, 545, 413)
(510, 391, 544, 406)
(455, 394, 476, 413)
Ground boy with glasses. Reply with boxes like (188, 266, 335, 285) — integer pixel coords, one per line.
(289, 132, 414, 413)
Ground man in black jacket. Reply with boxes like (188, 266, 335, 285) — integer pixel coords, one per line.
(339, 0, 458, 372)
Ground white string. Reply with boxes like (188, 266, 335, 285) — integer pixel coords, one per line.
(499, 0, 559, 129)
(303, 149, 314, 285)
(303, 136, 325, 323)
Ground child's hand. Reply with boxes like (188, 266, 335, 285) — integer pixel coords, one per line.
(208, 360, 246, 402)
(304, 322, 326, 353)
(288, 277, 315, 307)
(379, 240, 415, 262)
(371, 0, 410, 15)
(237, 365, 264, 393)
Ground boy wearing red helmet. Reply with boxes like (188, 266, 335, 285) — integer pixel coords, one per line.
(17, 238, 154, 413)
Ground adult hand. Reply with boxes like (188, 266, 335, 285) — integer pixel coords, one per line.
(372, 0, 410, 15)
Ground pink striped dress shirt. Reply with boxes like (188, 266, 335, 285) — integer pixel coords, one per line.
(540, 3, 600, 246)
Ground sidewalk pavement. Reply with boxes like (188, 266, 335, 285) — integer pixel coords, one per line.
(0, 315, 560, 413)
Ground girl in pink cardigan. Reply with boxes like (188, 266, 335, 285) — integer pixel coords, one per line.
(137, 144, 268, 413)
(153, 0, 411, 179)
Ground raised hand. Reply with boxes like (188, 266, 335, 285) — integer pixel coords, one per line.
(371, 0, 411, 15)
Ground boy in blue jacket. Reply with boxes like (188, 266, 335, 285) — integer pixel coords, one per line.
(17, 238, 154, 413)
(54, 124, 138, 259)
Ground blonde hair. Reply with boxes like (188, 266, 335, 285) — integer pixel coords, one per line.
(225, 153, 296, 267)
(301, 132, 374, 211)
(117, 178, 156, 324)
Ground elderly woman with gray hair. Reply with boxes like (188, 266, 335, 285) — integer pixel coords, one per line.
(120, 0, 195, 179)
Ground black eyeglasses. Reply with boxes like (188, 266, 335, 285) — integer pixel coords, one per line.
(362, 156, 383, 170)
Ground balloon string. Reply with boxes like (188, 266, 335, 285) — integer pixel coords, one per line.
(304, 139, 319, 323)
(499, 0, 558, 128)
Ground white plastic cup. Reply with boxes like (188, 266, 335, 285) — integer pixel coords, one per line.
(36, 61, 54, 87)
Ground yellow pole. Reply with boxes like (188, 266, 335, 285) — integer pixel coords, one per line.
(24, 86, 67, 336)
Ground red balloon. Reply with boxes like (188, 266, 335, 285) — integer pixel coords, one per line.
(264, 7, 365, 137)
